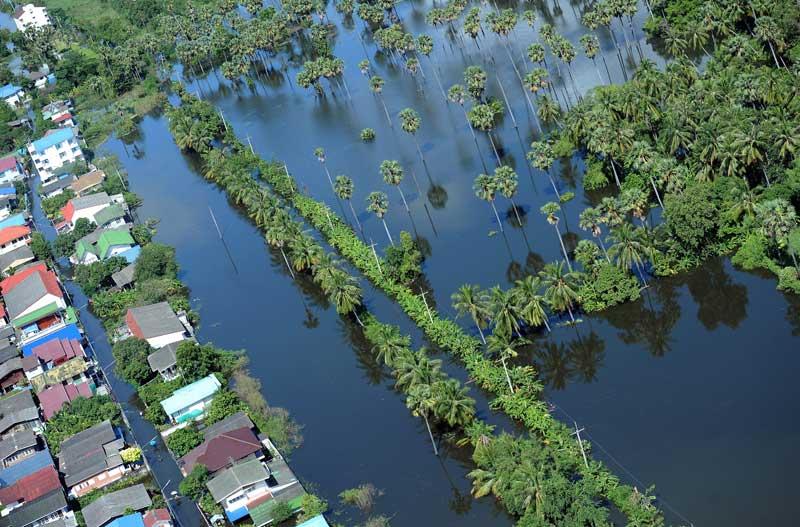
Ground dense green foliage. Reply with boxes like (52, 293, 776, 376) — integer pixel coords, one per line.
(73, 257, 127, 296)
(175, 341, 236, 383)
(166, 426, 204, 457)
(44, 395, 120, 455)
(53, 219, 96, 258)
(29, 232, 53, 262)
(134, 243, 178, 282)
(112, 338, 155, 387)
(178, 464, 209, 501)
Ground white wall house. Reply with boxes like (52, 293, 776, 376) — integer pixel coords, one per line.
(60, 192, 112, 231)
(13, 4, 50, 32)
(0, 156, 24, 185)
(27, 128, 84, 183)
(0, 85, 24, 107)
(0, 226, 31, 256)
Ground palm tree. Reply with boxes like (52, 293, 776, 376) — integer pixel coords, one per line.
(539, 262, 580, 323)
(379, 160, 409, 212)
(580, 34, 605, 84)
(432, 379, 476, 428)
(367, 191, 394, 245)
(512, 276, 551, 332)
(487, 286, 521, 338)
(468, 103, 502, 164)
(335, 175, 363, 232)
(486, 334, 527, 392)
(397, 350, 444, 454)
(473, 174, 503, 232)
(540, 202, 572, 271)
(416, 34, 446, 101)
(463, 65, 487, 101)
(313, 147, 335, 190)
(494, 166, 522, 227)
(536, 94, 561, 127)
(608, 223, 648, 284)
(369, 323, 411, 368)
(312, 252, 341, 289)
(527, 141, 560, 198)
(265, 225, 295, 278)
(448, 84, 485, 168)
(323, 269, 365, 325)
(369, 75, 392, 126)
(288, 235, 323, 272)
(451, 284, 489, 344)
(578, 208, 611, 263)
(398, 108, 425, 163)
(406, 383, 438, 455)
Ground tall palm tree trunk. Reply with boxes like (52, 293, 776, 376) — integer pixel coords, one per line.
(423, 413, 439, 456)
(553, 224, 572, 271)
(500, 356, 514, 393)
(381, 218, 395, 245)
(490, 200, 504, 232)
(280, 247, 295, 278)
(348, 201, 363, 232)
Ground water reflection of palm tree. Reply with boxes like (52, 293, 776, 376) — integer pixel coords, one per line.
(568, 331, 605, 383)
(536, 342, 574, 390)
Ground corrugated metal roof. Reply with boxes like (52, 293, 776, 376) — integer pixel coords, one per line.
(160, 374, 221, 417)
(31, 127, 74, 153)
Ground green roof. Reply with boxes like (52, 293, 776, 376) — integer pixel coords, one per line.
(75, 239, 98, 260)
(93, 204, 124, 227)
(97, 229, 134, 259)
(249, 493, 306, 527)
(12, 301, 61, 327)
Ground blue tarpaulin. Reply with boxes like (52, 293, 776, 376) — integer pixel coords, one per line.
(21, 323, 82, 356)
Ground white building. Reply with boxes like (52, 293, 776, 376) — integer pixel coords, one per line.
(0, 85, 24, 107)
(0, 156, 24, 185)
(12, 4, 50, 32)
(27, 128, 84, 183)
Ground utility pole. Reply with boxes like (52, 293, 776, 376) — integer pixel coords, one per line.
(246, 135, 255, 155)
(572, 421, 589, 469)
(420, 291, 434, 324)
(368, 239, 382, 276)
(219, 110, 228, 131)
(209, 206, 223, 239)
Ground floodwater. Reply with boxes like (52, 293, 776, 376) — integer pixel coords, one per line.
(101, 0, 799, 526)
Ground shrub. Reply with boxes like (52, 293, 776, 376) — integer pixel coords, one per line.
(166, 426, 203, 457)
(112, 338, 154, 387)
(134, 243, 177, 282)
(582, 158, 608, 190)
(383, 231, 423, 285)
(179, 465, 209, 501)
(360, 128, 375, 141)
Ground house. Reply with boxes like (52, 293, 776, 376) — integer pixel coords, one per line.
(111, 264, 136, 290)
(20, 323, 82, 357)
(206, 459, 272, 522)
(25, 67, 55, 92)
(0, 212, 27, 230)
(147, 342, 180, 381)
(0, 489, 75, 527)
(82, 484, 151, 527)
(36, 381, 93, 419)
(40, 173, 75, 198)
(27, 128, 84, 183)
(245, 460, 306, 527)
(106, 513, 145, 527)
(2, 265, 69, 342)
(296, 516, 332, 527)
(125, 302, 188, 349)
(0, 225, 31, 255)
(51, 112, 75, 128)
(179, 426, 263, 476)
(0, 156, 23, 185)
(70, 170, 105, 196)
(42, 100, 72, 122)
(0, 465, 61, 514)
(142, 509, 172, 527)
(201, 411, 255, 441)
(0, 449, 53, 487)
(0, 245, 34, 274)
(29, 355, 90, 393)
(0, 389, 41, 439)
(12, 4, 50, 32)
(0, 85, 24, 107)
(160, 374, 221, 424)
(59, 192, 112, 230)
(93, 204, 128, 230)
(0, 429, 38, 469)
(0, 186, 17, 221)
(73, 229, 137, 265)
(58, 420, 129, 497)
(0, 351, 23, 392)
(29, 336, 85, 366)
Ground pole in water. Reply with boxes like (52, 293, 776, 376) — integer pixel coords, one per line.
(369, 239, 383, 276)
(282, 164, 295, 192)
(572, 421, 589, 469)
(209, 206, 223, 239)
(219, 110, 228, 131)
(420, 291, 434, 323)
(115, 169, 127, 190)
(247, 135, 255, 155)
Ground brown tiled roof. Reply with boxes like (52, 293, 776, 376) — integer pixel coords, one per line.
(179, 427, 261, 474)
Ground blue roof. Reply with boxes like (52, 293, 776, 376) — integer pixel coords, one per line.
(0, 449, 53, 486)
(116, 245, 141, 263)
(225, 506, 249, 522)
(0, 187, 15, 195)
(0, 84, 22, 99)
(296, 515, 332, 527)
(31, 127, 74, 153)
(160, 374, 221, 417)
(106, 513, 145, 527)
(22, 323, 82, 356)
(0, 213, 25, 230)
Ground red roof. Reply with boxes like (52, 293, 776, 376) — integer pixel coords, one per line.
(0, 225, 31, 247)
(61, 201, 75, 223)
(179, 427, 262, 474)
(30, 338, 84, 364)
(0, 302, 5, 319)
(0, 155, 17, 173)
(0, 465, 61, 504)
(53, 113, 73, 123)
(0, 369, 24, 389)
(37, 381, 92, 419)
(0, 262, 47, 294)
(143, 509, 172, 527)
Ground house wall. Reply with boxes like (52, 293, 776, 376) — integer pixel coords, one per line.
(15, 294, 66, 321)
(169, 395, 214, 423)
(0, 166, 23, 185)
(2, 445, 36, 468)
(29, 137, 83, 183)
(147, 331, 186, 350)
(69, 204, 108, 228)
(2, 91, 23, 107)
(222, 480, 270, 512)
(68, 464, 129, 497)
(0, 233, 30, 255)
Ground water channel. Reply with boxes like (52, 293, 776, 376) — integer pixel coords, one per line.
(91, 0, 800, 525)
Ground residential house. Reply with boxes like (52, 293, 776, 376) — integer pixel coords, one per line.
(125, 302, 189, 349)
(70, 170, 105, 197)
(0, 212, 27, 230)
(59, 192, 112, 230)
(179, 426, 263, 476)
(0, 449, 53, 487)
(0, 350, 23, 392)
(58, 420, 130, 497)
(28, 355, 90, 394)
(0, 489, 76, 527)
(12, 4, 50, 32)
(0, 389, 41, 439)
(82, 484, 151, 527)
(27, 128, 84, 183)
(73, 229, 138, 266)
(93, 204, 127, 230)
(296, 516, 332, 527)
(105, 514, 145, 527)
(0, 245, 34, 274)
(51, 112, 75, 128)
(206, 459, 272, 523)
(0, 225, 31, 255)
(40, 174, 75, 199)
(0, 85, 24, 107)
(0, 465, 61, 515)
(160, 374, 221, 424)
(245, 459, 306, 527)
(1, 264, 70, 343)
(142, 509, 172, 527)
(201, 411, 255, 441)
(0, 156, 23, 185)
(20, 323, 82, 357)
(0, 429, 38, 469)
(0, 186, 17, 221)
(36, 381, 93, 420)
(111, 264, 136, 290)
(42, 101, 71, 122)
(146, 342, 180, 381)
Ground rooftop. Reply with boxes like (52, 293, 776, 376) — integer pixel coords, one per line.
(70, 170, 105, 194)
(30, 337, 84, 364)
(0, 156, 18, 172)
(201, 411, 254, 441)
(0, 389, 39, 436)
(82, 484, 151, 527)
(40, 174, 75, 195)
(3, 269, 62, 320)
(0, 213, 27, 230)
(127, 302, 184, 339)
(296, 515, 332, 527)
(0, 85, 22, 99)
(0, 225, 30, 246)
(146, 342, 178, 373)
(30, 127, 74, 154)
(179, 426, 262, 474)
(97, 229, 134, 258)
(107, 513, 145, 527)
(0, 465, 61, 506)
(69, 191, 111, 212)
(142, 509, 170, 527)
(0, 429, 37, 462)
(58, 420, 124, 487)
(0, 262, 47, 294)
(160, 374, 221, 417)
(0, 489, 67, 527)
(30, 357, 89, 393)
(0, 245, 34, 273)
(111, 264, 136, 288)
(0, 449, 53, 487)
(206, 458, 270, 503)
(37, 381, 93, 420)
(21, 323, 81, 356)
